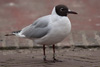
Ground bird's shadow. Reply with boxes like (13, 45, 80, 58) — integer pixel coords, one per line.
(35, 59, 63, 67)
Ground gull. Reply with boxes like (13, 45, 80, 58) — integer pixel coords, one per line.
(5, 4, 77, 62)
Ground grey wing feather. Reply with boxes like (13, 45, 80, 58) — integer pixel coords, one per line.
(21, 16, 50, 38)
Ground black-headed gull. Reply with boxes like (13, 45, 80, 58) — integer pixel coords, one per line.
(5, 4, 77, 62)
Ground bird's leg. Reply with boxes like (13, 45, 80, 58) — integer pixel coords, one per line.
(43, 45, 46, 61)
(53, 44, 57, 61)
(53, 44, 62, 62)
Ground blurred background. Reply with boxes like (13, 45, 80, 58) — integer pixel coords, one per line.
(0, 0, 100, 48)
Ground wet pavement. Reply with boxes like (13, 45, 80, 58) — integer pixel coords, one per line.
(0, 48, 100, 67)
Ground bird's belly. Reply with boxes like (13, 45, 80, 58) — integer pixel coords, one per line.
(34, 21, 71, 45)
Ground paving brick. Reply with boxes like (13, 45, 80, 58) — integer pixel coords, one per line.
(27, 39, 33, 47)
(71, 31, 83, 46)
(85, 31, 99, 46)
(5, 36, 16, 47)
(13, 37, 19, 48)
(94, 31, 100, 45)
(18, 38, 29, 47)
(81, 31, 89, 46)
(68, 33, 74, 46)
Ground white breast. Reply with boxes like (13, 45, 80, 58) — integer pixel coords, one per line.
(34, 15, 71, 45)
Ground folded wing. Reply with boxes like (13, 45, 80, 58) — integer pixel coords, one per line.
(21, 16, 50, 38)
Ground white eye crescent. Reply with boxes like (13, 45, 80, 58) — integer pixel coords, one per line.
(60, 8, 64, 11)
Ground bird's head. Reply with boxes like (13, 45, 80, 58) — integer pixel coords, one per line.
(55, 4, 78, 16)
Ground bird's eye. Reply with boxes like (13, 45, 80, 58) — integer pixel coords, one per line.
(60, 8, 64, 11)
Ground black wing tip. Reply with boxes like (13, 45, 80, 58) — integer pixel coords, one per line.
(12, 30, 21, 33)
(5, 30, 21, 36)
(5, 33, 15, 36)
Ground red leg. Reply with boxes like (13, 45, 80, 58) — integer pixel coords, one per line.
(53, 44, 62, 62)
(53, 44, 56, 60)
(43, 45, 46, 61)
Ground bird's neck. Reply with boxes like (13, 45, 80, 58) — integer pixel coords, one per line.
(51, 7, 57, 15)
